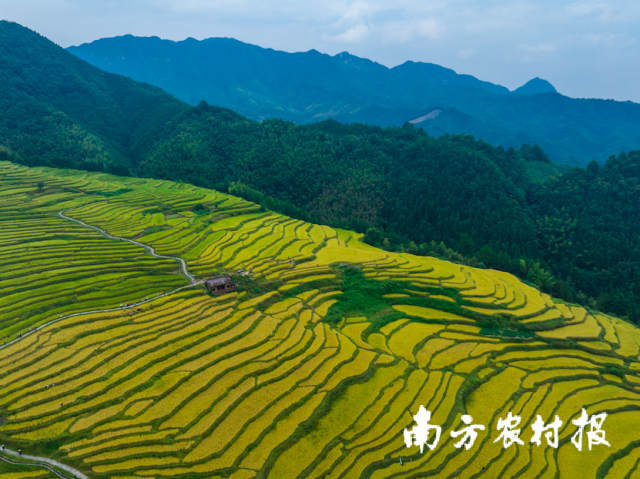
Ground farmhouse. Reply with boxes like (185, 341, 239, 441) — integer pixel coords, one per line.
(205, 276, 237, 295)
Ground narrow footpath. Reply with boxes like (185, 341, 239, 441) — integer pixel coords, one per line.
(58, 210, 195, 281)
(1, 447, 88, 479)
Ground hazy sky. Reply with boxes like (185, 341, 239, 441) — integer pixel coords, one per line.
(2, 0, 639, 102)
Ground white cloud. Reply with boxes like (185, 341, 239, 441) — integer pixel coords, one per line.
(565, 2, 606, 18)
(416, 18, 443, 39)
(378, 18, 443, 44)
(328, 24, 371, 42)
(336, 2, 373, 25)
(519, 43, 556, 53)
(457, 49, 474, 59)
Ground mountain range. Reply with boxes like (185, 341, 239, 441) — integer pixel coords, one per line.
(67, 34, 640, 167)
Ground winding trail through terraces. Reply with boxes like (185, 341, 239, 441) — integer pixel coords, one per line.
(0, 210, 210, 477)
(1, 209, 204, 352)
(58, 210, 195, 281)
(1, 448, 88, 479)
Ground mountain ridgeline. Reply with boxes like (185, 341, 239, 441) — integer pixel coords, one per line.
(67, 34, 640, 167)
(1, 20, 640, 322)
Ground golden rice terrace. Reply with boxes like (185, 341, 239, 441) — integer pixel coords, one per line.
(1, 160, 640, 478)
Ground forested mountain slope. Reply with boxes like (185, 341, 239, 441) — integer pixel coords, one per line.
(0, 21, 188, 172)
(530, 152, 640, 317)
(68, 34, 640, 166)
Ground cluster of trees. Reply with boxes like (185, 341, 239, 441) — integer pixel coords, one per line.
(360, 150, 640, 321)
(530, 152, 640, 319)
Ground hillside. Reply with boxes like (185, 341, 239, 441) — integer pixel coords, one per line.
(139, 107, 544, 258)
(67, 34, 640, 167)
(138, 103, 640, 322)
(0, 21, 188, 172)
(2, 160, 640, 478)
(529, 152, 640, 317)
(2, 20, 640, 324)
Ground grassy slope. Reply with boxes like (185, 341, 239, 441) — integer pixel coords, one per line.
(1, 160, 639, 478)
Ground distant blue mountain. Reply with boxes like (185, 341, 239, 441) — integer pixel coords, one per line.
(390, 61, 510, 95)
(68, 35, 640, 166)
(513, 77, 557, 95)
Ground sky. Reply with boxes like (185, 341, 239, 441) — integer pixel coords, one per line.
(2, 0, 639, 102)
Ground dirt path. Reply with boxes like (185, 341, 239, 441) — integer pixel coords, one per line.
(58, 210, 195, 281)
(1, 448, 88, 479)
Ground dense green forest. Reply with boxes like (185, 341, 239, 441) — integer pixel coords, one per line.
(67, 33, 640, 167)
(0, 21, 188, 172)
(2, 20, 639, 323)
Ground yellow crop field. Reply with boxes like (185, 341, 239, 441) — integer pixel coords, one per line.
(61, 426, 152, 451)
(0, 473, 48, 479)
(387, 323, 445, 362)
(440, 332, 500, 342)
(522, 368, 599, 388)
(239, 392, 326, 471)
(391, 305, 473, 322)
(510, 357, 600, 370)
(379, 318, 409, 335)
(537, 314, 602, 339)
(495, 348, 623, 365)
(415, 338, 455, 368)
(429, 342, 477, 369)
(341, 378, 405, 441)
(124, 400, 153, 416)
(454, 354, 489, 374)
(2, 162, 640, 479)
(68, 430, 178, 458)
(596, 314, 619, 344)
(578, 341, 611, 351)
(366, 332, 392, 354)
(84, 442, 193, 463)
(92, 457, 180, 474)
(12, 418, 74, 440)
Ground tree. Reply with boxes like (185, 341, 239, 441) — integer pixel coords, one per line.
(586, 160, 600, 176)
(457, 233, 476, 256)
(364, 227, 383, 247)
(596, 293, 609, 312)
(36, 181, 44, 190)
(477, 245, 498, 268)
(108, 163, 131, 177)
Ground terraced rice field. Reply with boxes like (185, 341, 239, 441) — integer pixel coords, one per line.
(2, 160, 640, 478)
